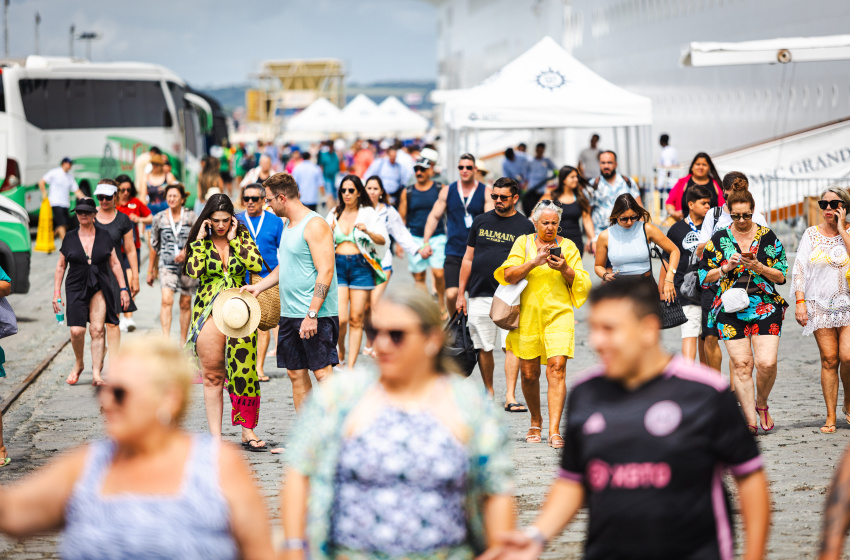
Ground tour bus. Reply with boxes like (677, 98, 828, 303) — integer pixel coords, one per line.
(0, 56, 213, 294)
(0, 55, 212, 216)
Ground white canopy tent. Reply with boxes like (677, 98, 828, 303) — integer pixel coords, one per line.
(432, 36, 653, 184)
(283, 97, 342, 141)
(377, 96, 430, 137)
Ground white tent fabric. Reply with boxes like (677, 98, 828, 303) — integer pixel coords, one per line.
(434, 36, 652, 130)
(337, 94, 384, 134)
(285, 98, 342, 133)
(377, 96, 429, 136)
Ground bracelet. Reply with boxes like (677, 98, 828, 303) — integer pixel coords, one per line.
(523, 526, 547, 548)
(797, 299, 806, 305)
(279, 538, 308, 551)
(120, 287, 129, 292)
(665, 279, 674, 284)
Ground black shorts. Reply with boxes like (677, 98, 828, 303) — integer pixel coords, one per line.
(701, 288, 717, 340)
(444, 254, 463, 290)
(277, 316, 340, 372)
(219, 171, 233, 183)
(52, 206, 70, 228)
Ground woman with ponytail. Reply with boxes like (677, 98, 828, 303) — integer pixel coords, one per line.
(281, 284, 515, 560)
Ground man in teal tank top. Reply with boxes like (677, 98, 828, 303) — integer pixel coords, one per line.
(242, 173, 339, 411)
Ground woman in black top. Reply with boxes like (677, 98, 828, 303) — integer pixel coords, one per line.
(52, 198, 130, 386)
(94, 180, 138, 346)
(540, 165, 595, 256)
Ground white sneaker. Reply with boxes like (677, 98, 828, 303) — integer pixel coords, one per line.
(125, 318, 136, 332)
(119, 317, 128, 333)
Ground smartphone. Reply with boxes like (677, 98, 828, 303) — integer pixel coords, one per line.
(549, 246, 562, 257)
(743, 251, 755, 258)
(206, 225, 213, 238)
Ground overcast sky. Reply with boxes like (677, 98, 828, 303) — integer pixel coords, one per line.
(5, 0, 437, 87)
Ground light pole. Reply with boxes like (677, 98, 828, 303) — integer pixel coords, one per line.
(4, 0, 9, 58)
(69, 25, 75, 57)
(34, 12, 40, 55)
(76, 31, 100, 61)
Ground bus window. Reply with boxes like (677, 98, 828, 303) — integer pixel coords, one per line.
(183, 102, 198, 156)
(0, 72, 5, 112)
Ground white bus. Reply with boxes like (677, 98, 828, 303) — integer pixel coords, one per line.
(0, 55, 211, 216)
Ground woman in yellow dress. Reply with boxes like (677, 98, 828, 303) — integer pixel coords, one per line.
(494, 200, 591, 449)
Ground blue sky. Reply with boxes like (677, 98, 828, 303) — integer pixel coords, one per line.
(5, 0, 437, 87)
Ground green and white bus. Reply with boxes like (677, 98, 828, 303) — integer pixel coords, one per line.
(0, 55, 211, 215)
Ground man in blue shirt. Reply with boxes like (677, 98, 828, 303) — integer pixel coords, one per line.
(522, 142, 556, 215)
(292, 152, 325, 211)
(236, 183, 284, 382)
(363, 143, 413, 204)
(502, 147, 528, 189)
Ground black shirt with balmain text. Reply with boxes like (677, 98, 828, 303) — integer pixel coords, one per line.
(559, 357, 762, 560)
(466, 210, 536, 298)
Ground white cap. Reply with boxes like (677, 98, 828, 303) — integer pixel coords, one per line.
(420, 147, 439, 164)
(94, 183, 118, 197)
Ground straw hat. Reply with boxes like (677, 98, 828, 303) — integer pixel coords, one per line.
(212, 288, 261, 338)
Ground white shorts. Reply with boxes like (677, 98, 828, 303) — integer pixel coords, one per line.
(681, 305, 702, 339)
(468, 297, 508, 352)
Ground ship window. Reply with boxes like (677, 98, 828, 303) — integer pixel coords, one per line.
(832, 84, 839, 108)
(816, 85, 824, 108)
(789, 86, 796, 107)
(802, 86, 809, 109)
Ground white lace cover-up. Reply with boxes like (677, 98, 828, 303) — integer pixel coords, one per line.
(793, 226, 850, 335)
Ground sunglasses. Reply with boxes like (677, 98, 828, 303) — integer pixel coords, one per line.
(340, 188, 357, 194)
(242, 196, 261, 202)
(491, 193, 512, 201)
(364, 325, 419, 346)
(458, 165, 474, 171)
(818, 200, 843, 210)
(95, 384, 127, 406)
(730, 213, 753, 221)
(96, 195, 114, 201)
(617, 215, 639, 223)
(118, 188, 131, 193)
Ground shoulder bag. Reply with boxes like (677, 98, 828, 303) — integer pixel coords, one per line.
(489, 235, 532, 330)
(249, 258, 281, 331)
(644, 225, 687, 329)
(444, 312, 478, 377)
(720, 232, 759, 313)
(0, 297, 18, 339)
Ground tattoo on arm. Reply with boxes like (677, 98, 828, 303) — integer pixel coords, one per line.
(314, 283, 329, 301)
(820, 457, 850, 556)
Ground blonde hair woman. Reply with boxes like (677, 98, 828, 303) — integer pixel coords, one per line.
(0, 338, 273, 559)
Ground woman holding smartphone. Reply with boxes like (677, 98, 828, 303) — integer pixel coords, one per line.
(594, 193, 679, 300)
(494, 200, 592, 449)
(793, 187, 850, 433)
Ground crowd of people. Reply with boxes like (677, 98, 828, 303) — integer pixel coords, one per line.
(6, 132, 850, 560)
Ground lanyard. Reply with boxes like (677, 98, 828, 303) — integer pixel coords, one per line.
(167, 208, 184, 250)
(685, 216, 699, 233)
(245, 211, 265, 240)
(458, 183, 478, 216)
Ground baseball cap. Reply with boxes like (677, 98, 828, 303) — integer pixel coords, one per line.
(61, 157, 73, 165)
(413, 158, 432, 170)
(420, 148, 439, 164)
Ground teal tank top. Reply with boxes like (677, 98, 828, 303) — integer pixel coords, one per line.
(279, 211, 339, 318)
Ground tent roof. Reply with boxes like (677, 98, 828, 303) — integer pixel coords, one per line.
(377, 96, 429, 132)
(433, 36, 652, 130)
(285, 97, 342, 133)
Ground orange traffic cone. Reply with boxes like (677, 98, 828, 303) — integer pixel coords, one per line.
(34, 198, 55, 253)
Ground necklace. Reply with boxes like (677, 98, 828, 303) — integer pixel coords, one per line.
(734, 223, 755, 236)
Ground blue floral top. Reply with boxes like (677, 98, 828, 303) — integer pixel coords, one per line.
(286, 368, 514, 560)
(698, 226, 788, 334)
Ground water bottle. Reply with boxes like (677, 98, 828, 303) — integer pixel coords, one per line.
(56, 298, 65, 326)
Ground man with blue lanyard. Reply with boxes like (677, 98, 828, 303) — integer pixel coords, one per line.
(420, 153, 493, 318)
(363, 142, 412, 206)
(236, 183, 284, 382)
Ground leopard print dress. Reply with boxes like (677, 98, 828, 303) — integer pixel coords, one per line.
(185, 228, 264, 428)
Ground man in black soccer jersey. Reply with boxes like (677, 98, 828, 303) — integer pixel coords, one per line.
(482, 277, 770, 560)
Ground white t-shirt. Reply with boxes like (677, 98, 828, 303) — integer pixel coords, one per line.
(42, 167, 79, 208)
(698, 207, 768, 245)
(659, 145, 679, 167)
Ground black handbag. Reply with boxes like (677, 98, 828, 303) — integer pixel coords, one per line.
(643, 226, 687, 330)
(444, 312, 478, 377)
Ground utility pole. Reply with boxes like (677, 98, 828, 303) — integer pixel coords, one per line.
(77, 32, 99, 61)
(4, 0, 9, 58)
(69, 25, 75, 57)
(34, 12, 40, 55)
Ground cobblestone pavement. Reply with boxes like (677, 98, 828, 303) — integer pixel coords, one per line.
(0, 248, 845, 558)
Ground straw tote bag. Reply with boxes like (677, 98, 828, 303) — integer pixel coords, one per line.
(490, 236, 532, 330)
(250, 258, 280, 331)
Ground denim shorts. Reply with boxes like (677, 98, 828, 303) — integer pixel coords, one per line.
(335, 254, 376, 290)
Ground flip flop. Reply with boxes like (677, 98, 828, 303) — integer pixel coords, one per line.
(525, 427, 542, 443)
(0, 458, 9, 468)
(504, 402, 527, 413)
(821, 424, 837, 434)
(242, 439, 268, 452)
(258, 375, 270, 382)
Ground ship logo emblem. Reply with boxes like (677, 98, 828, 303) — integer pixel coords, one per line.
(536, 68, 567, 91)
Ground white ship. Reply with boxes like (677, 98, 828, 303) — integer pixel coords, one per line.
(428, 0, 850, 193)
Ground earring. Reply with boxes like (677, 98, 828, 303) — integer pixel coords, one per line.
(558, 226, 562, 233)
(156, 407, 173, 427)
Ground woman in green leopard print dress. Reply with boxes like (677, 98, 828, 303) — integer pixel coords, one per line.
(183, 194, 266, 448)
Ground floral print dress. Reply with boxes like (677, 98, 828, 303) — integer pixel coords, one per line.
(185, 228, 263, 428)
(699, 226, 788, 340)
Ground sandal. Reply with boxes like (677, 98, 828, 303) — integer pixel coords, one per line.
(755, 405, 774, 432)
(258, 375, 270, 382)
(0, 457, 9, 468)
(748, 425, 758, 435)
(548, 434, 565, 449)
(525, 427, 542, 443)
(504, 402, 527, 413)
(843, 405, 850, 425)
(241, 439, 268, 452)
(821, 424, 837, 434)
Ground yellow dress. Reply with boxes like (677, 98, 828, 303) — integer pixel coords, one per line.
(494, 235, 591, 362)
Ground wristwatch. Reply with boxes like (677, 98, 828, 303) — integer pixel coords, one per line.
(523, 526, 547, 548)
(307, 310, 318, 319)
